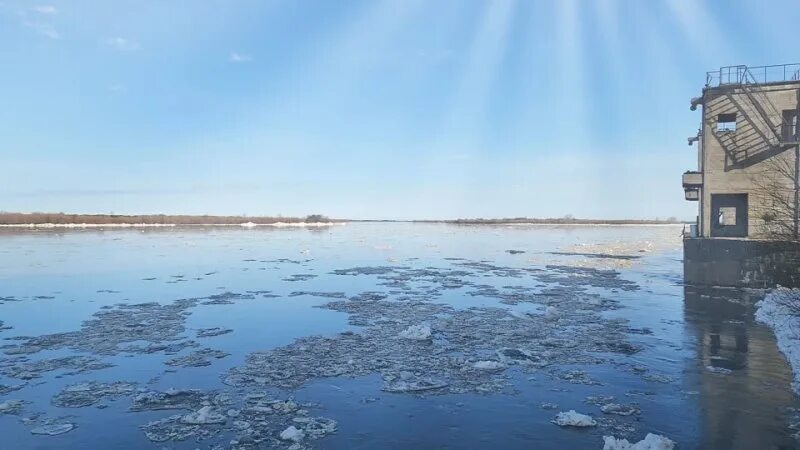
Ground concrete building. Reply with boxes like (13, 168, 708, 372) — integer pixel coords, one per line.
(683, 64, 799, 239)
(682, 64, 800, 288)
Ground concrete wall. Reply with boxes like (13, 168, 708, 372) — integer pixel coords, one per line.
(684, 238, 800, 288)
(699, 83, 799, 238)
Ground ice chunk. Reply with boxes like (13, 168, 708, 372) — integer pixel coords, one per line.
(552, 410, 597, 427)
(600, 403, 640, 416)
(0, 399, 23, 414)
(602, 433, 675, 450)
(180, 406, 226, 424)
(31, 423, 75, 436)
(509, 310, 533, 320)
(280, 425, 305, 442)
(398, 324, 432, 340)
(472, 360, 506, 370)
(545, 306, 559, 319)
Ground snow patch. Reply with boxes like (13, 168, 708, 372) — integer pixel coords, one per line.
(755, 287, 800, 393)
(552, 410, 596, 427)
(602, 433, 675, 450)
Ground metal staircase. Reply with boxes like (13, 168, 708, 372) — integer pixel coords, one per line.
(706, 64, 800, 147)
(739, 67, 785, 145)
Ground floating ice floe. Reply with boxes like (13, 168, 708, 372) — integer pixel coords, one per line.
(0, 384, 24, 396)
(383, 378, 449, 393)
(756, 287, 800, 393)
(0, 399, 24, 414)
(280, 425, 305, 442)
(602, 433, 675, 450)
(196, 327, 233, 338)
(31, 423, 75, 436)
(472, 360, 506, 370)
(52, 381, 137, 408)
(181, 406, 227, 425)
(552, 410, 597, 427)
(398, 324, 432, 340)
(600, 403, 640, 416)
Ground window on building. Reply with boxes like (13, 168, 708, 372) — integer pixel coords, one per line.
(717, 113, 737, 132)
(782, 109, 797, 140)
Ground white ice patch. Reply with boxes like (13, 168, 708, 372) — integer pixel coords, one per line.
(399, 324, 432, 340)
(472, 360, 506, 370)
(280, 425, 305, 442)
(181, 406, 226, 424)
(552, 410, 597, 427)
(509, 310, 530, 320)
(755, 287, 800, 393)
(602, 433, 676, 450)
(0, 399, 23, 413)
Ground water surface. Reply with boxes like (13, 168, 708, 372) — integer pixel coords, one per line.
(0, 224, 796, 449)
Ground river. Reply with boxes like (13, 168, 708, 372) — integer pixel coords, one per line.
(0, 223, 796, 449)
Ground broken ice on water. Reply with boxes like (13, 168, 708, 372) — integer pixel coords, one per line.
(5, 224, 794, 449)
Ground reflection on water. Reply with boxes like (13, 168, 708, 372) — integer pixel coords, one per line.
(684, 286, 797, 450)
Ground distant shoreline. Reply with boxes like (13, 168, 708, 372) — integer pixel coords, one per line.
(0, 213, 340, 226)
(359, 218, 686, 225)
(0, 213, 686, 227)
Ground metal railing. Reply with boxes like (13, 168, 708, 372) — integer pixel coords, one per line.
(706, 63, 800, 87)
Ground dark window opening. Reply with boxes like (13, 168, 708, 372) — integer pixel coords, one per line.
(711, 193, 748, 237)
(782, 109, 797, 140)
(717, 113, 737, 132)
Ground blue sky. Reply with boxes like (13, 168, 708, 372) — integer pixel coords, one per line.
(1, 0, 799, 220)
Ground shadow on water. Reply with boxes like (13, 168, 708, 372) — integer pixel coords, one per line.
(683, 285, 798, 450)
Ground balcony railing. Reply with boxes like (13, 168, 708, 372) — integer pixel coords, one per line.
(706, 64, 800, 87)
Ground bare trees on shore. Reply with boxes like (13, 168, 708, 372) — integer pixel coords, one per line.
(753, 146, 800, 242)
(0, 213, 334, 225)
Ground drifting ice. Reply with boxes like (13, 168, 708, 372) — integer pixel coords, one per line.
(472, 360, 506, 370)
(602, 433, 676, 450)
(280, 425, 305, 442)
(552, 410, 596, 427)
(399, 324, 432, 340)
(180, 406, 226, 424)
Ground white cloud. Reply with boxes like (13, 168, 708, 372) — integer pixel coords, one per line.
(34, 5, 57, 14)
(229, 52, 253, 63)
(105, 37, 140, 51)
(24, 21, 60, 39)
